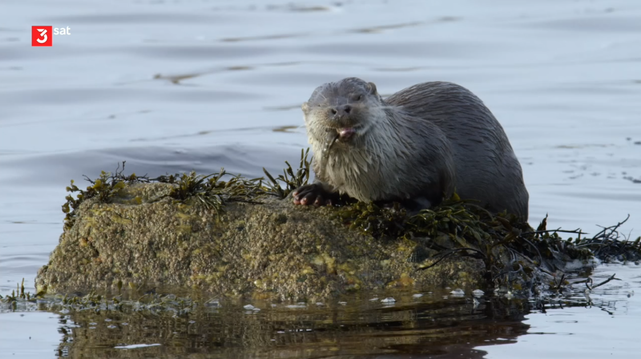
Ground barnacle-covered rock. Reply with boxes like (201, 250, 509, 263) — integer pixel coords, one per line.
(36, 181, 487, 301)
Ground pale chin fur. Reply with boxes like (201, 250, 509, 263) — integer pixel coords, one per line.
(306, 108, 413, 202)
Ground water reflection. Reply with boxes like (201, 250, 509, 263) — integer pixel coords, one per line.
(53, 292, 531, 358)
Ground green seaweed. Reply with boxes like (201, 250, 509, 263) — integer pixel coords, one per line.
(263, 148, 312, 199)
(62, 162, 142, 230)
(332, 201, 409, 239)
(62, 150, 314, 229)
(0, 278, 44, 310)
(157, 169, 267, 212)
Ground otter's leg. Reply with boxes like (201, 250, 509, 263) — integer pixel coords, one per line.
(293, 182, 341, 206)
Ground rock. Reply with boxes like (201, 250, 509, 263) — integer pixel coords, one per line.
(36, 181, 486, 301)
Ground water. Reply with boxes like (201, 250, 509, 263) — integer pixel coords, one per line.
(1, 0, 640, 357)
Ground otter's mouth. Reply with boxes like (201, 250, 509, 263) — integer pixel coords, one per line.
(327, 125, 360, 140)
(322, 126, 360, 156)
(327, 127, 357, 149)
(337, 127, 356, 140)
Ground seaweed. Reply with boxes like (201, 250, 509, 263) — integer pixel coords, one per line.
(62, 162, 143, 230)
(61, 163, 270, 229)
(1, 285, 199, 315)
(332, 201, 408, 239)
(62, 150, 315, 230)
(0, 278, 43, 310)
(332, 195, 640, 295)
(156, 169, 267, 212)
(571, 215, 641, 262)
(262, 148, 312, 199)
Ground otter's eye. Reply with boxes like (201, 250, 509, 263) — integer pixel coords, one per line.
(356, 95, 362, 101)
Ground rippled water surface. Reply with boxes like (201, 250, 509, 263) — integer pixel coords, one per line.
(1, 0, 640, 357)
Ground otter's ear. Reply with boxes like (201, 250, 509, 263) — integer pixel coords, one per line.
(302, 102, 309, 113)
(367, 82, 378, 95)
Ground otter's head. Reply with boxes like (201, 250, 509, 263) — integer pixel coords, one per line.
(302, 77, 385, 148)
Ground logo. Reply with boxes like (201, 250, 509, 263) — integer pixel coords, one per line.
(32, 26, 53, 46)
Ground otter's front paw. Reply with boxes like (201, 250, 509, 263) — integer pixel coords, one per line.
(293, 184, 335, 206)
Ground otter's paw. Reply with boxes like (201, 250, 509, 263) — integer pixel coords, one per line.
(293, 184, 335, 206)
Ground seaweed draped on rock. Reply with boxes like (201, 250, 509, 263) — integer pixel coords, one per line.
(36, 181, 486, 300)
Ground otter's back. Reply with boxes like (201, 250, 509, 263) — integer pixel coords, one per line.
(384, 81, 529, 219)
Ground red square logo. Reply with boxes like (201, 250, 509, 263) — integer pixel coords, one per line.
(32, 26, 53, 46)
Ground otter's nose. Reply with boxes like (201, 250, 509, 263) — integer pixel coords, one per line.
(330, 104, 351, 117)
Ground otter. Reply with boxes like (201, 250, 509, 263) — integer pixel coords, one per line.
(293, 77, 529, 220)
